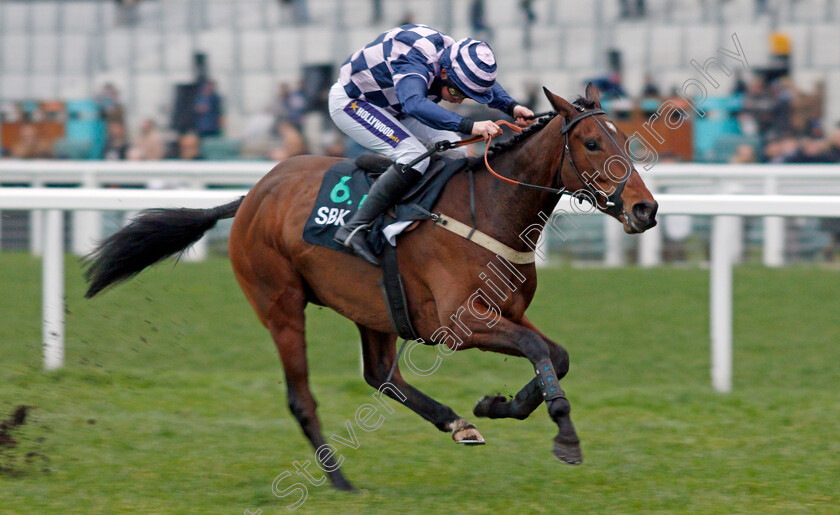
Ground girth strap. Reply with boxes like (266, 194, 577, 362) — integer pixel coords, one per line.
(432, 213, 536, 265)
(406, 202, 536, 264)
(378, 239, 421, 342)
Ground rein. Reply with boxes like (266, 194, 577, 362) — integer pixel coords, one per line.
(441, 109, 634, 214)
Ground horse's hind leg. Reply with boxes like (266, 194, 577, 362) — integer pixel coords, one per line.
(266, 298, 355, 491)
(357, 325, 485, 444)
(234, 249, 354, 491)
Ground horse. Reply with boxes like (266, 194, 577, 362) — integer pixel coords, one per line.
(84, 85, 658, 491)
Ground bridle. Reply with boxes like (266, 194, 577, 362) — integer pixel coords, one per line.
(478, 109, 635, 216)
(556, 108, 634, 216)
(411, 107, 636, 216)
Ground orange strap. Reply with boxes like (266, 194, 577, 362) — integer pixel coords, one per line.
(452, 120, 524, 186)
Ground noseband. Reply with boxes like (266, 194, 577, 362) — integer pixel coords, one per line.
(557, 109, 634, 215)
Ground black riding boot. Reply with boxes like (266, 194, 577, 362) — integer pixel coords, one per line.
(334, 163, 422, 266)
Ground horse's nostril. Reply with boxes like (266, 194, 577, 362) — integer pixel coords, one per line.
(632, 201, 658, 225)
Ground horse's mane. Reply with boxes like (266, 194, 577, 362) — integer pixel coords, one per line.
(474, 96, 595, 166)
(474, 112, 557, 166)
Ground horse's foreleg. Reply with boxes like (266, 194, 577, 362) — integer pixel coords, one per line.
(473, 316, 570, 421)
(458, 315, 582, 465)
(357, 324, 485, 444)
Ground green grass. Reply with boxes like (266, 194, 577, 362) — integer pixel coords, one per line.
(1, 253, 839, 513)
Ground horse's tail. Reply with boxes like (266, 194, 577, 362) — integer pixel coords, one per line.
(84, 196, 244, 298)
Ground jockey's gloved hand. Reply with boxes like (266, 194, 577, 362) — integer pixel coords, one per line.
(472, 120, 503, 142)
(512, 105, 536, 128)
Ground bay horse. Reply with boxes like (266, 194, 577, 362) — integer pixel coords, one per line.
(85, 85, 658, 491)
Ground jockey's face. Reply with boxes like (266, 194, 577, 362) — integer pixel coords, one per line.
(439, 69, 466, 104)
(441, 87, 465, 104)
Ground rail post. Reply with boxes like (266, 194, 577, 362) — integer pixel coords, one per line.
(71, 171, 102, 256)
(710, 215, 736, 393)
(638, 178, 661, 267)
(763, 176, 784, 267)
(604, 215, 625, 267)
(43, 209, 65, 371)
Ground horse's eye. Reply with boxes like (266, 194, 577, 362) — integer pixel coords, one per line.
(585, 140, 600, 151)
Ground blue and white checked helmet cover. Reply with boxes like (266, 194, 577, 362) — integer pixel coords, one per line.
(440, 38, 497, 103)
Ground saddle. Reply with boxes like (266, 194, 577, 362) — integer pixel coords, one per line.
(355, 153, 452, 202)
(302, 154, 468, 341)
(302, 154, 467, 257)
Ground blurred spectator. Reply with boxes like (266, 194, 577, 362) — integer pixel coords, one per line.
(597, 71, 626, 99)
(763, 134, 799, 163)
(620, 0, 646, 18)
(398, 11, 416, 25)
(96, 83, 125, 125)
(826, 124, 840, 162)
(372, 0, 383, 23)
(278, 0, 308, 24)
(114, 0, 140, 26)
(129, 119, 166, 160)
(470, 0, 493, 42)
(792, 137, 830, 163)
(807, 120, 824, 140)
(193, 80, 224, 137)
(732, 70, 748, 95)
(273, 82, 306, 130)
(741, 78, 775, 137)
(522, 81, 539, 111)
(768, 78, 795, 135)
(729, 144, 757, 164)
(793, 80, 824, 135)
(11, 124, 52, 159)
(520, 0, 536, 49)
(103, 121, 129, 160)
(268, 120, 307, 162)
(586, 75, 621, 100)
(178, 132, 203, 160)
(641, 72, 660, 99)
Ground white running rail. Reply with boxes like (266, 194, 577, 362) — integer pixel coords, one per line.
(2, 187, 840, 394)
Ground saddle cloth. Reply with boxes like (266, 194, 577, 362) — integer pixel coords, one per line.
(302, 155, 467, 257)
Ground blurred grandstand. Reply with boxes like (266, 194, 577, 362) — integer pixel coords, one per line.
(2, 0, 840, 262)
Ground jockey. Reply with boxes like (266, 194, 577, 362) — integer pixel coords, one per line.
(328, 24, 534, 265)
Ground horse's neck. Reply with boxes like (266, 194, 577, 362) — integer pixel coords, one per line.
(471, 124, 564, 252)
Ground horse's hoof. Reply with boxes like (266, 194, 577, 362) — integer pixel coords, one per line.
(473, 395, 506, 418)
(552, 439, 583, 465)
(333, 480, 357, 492)
(450, 418, 486, 445)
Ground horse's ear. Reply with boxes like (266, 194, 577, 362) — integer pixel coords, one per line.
(542, 87, 577, 118)
(584, 82, 602, 109)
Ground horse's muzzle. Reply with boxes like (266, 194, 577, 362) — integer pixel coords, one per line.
(629, 200, 658, 232)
